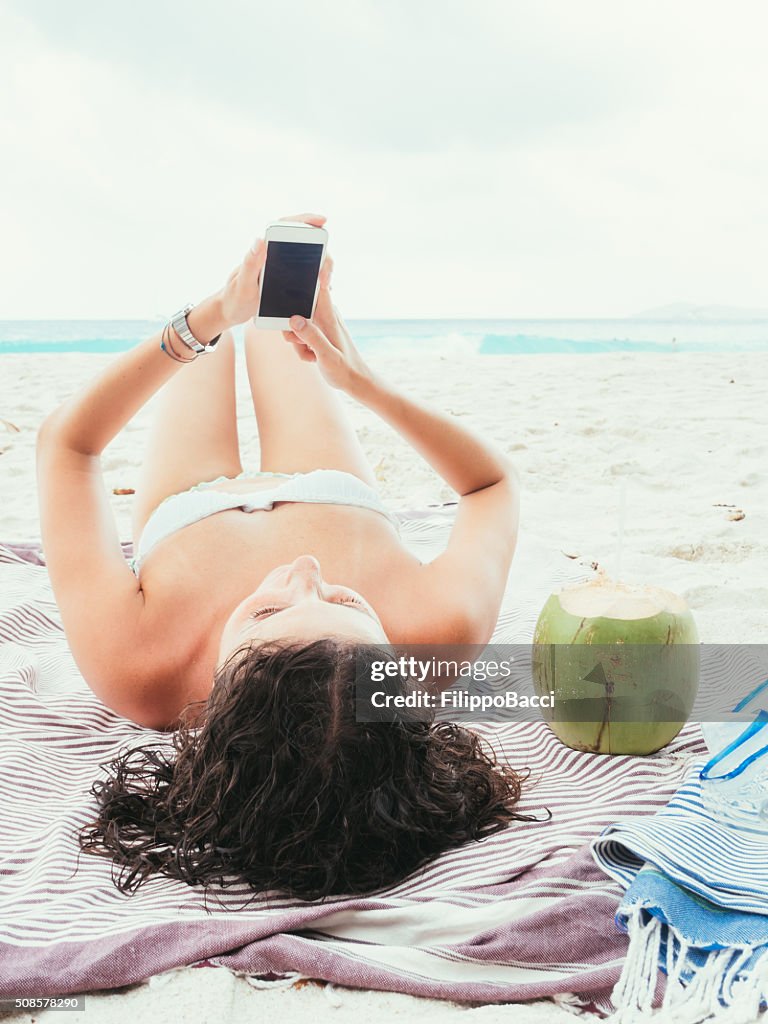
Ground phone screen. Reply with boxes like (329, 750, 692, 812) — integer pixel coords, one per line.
(259, 241, 324, 319)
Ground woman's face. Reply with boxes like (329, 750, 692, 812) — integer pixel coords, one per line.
(216, 555, 388, 668)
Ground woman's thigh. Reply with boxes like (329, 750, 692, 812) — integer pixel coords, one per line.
(132, 330, 242, 544)
(243, 322, 377, 486)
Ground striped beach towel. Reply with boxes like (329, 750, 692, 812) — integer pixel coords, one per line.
(593, 760, 768, 1023)
(0, 508, 707, 1008)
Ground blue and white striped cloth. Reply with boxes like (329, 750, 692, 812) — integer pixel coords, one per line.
(593, 764, 768, 1023)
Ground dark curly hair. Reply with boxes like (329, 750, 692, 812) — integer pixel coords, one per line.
(78, 639, 533, 903)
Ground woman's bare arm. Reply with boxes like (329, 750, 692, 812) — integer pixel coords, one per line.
(352, 373, 520, 645)
(35, 215, 323, 718)
(41, 294, 233, 455)
(284, 295, 520, 645)
(284, 277, 515, 496)
(34, 290, 229, 721)
(349, 370, 514, 496)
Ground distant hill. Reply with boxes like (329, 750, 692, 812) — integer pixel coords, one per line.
(633, 303, 768, 321)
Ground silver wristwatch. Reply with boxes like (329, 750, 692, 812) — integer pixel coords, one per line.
(170, 304, 221, 354)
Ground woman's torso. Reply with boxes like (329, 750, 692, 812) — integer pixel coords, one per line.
(136, 475, 425, 717)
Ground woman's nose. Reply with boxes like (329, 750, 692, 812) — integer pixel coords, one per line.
(289, 555, 321, 577)
(285, 555, 323, 594)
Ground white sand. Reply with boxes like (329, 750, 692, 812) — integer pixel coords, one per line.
(0, 971, 583, 1024)
(2, 349, 765, 642)
(0, 348, 766, 1021)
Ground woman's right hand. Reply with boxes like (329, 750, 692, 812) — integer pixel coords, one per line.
(282, 258, 373, 393)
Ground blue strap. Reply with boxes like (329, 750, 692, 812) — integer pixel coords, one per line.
(733, 675, 768, 712)
(700, 709, 768, 782)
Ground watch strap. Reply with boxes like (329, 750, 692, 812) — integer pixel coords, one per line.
(170, 304, 220, 354)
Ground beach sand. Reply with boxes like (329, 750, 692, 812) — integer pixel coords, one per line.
(2, 349, 765, 642)
(0, 347, 766, 1021)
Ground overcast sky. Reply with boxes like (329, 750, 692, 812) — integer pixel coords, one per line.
(2, 0, 767, 318)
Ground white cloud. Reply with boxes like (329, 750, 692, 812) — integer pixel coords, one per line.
(1, 0, 767, 318)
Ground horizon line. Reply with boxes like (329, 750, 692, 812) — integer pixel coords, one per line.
(2, 313, 768, 324)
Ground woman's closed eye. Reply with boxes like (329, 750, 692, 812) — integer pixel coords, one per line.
(249, 606, 282, 619)
(249, 596, 366, 620)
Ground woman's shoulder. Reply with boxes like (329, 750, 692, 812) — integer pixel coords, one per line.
(376, 554, 492, 646)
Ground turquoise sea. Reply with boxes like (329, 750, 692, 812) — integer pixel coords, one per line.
(0, 318, 767, 355)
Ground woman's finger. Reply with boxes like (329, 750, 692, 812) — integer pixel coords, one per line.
(243, 238, 266, 270)
(319, 254, 334, 290)
(314, 269, 337, 326)
(278, 212, 327, 227)
(282, 329, 317, 361)
(332, 302, 354, 342)
(287, 315, 334, 356)
(292, 339, 316, 362)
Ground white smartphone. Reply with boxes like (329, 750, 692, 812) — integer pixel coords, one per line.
(253, 220, 329, 330)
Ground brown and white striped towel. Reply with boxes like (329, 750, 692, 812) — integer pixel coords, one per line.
(0, 508, 707, 1008)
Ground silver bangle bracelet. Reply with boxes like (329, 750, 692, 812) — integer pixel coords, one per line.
(160, 324, 197, 363)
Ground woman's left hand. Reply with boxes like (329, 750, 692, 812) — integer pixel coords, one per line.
(219, 212, 327, 326)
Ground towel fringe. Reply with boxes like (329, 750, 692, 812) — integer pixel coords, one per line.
(608, 906, 768, 1024)
(551, 991, 596, 1016)
(608, 906, 662, 1022)
(720, 945, 768, 1024)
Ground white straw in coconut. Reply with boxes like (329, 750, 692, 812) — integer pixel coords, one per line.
(615, 478, 628, 580)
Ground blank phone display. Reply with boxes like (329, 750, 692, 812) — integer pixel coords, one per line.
(259, 241, 324, 319)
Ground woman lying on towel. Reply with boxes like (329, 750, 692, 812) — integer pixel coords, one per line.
(37, 212, 528, 900)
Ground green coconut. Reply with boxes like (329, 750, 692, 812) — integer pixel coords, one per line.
(532, 576, 700, 755)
